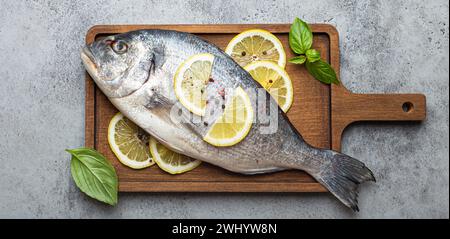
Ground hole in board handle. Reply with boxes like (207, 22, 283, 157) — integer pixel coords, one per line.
(402, 102, 414, 113)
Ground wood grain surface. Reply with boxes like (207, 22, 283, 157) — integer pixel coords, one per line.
(85, 24, 426, 192)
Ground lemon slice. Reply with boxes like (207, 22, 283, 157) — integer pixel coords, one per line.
(174, 53, 214, 116)
(203, 87, 254, 147)
(225, 29, 286, 68)
(108, 112, 154, 169)
(245, 61, 294, 113)
(149, 137, 201, 174)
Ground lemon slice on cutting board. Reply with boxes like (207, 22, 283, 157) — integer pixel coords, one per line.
(108, 112, 154, 169)
(225, 29, 286, 68)
(149, 137, 201, 174)
(203, 87, 254, 147)
(244, 61, 294, 113)
(174, 53, 214, 116)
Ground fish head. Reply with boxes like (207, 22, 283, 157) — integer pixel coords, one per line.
(81, 31, 155, 98)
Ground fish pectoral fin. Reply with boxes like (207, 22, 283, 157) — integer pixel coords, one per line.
(144, 94, 171, 109)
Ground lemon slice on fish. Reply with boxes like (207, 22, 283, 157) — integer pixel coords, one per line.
(225, 29, 286, 68)
(245, 61, 294, 113)
(203, 87, 254, 147)
(149, 137, 201, 174)
(174, 53, 214, 116)
(108, 112, 154, 169)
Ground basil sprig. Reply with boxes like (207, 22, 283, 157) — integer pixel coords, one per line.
(289, 18, 340, 85)
(289, 18, 313, 54)
(66, 148, 118, 205)
(289, 55, 307, 64)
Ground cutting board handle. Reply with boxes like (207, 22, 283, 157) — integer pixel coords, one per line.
(331, 87, 426, 150)
(334, 92, 426, 121)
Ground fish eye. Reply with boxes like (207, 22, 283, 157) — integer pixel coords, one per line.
(111, 40, 128, 54)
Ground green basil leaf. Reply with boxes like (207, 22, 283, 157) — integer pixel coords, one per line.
(289, 17, 313, 54)
(289, 55, 307, 64)
(66, 148, 118, 206)
(306, 49, 321, 63)
(305, 59, 340, 85)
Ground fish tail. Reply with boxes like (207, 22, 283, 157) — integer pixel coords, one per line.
(312, 151, 375, 211)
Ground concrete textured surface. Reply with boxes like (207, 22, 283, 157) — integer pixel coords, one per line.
(0, 0, 448, 219)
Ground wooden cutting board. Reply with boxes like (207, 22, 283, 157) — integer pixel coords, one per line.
(85, 24, 426, 192)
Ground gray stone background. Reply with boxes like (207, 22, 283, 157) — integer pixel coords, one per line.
(0, 0, 448, 218)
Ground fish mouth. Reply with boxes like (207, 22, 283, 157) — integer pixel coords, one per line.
(81, 47, 98, 78)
